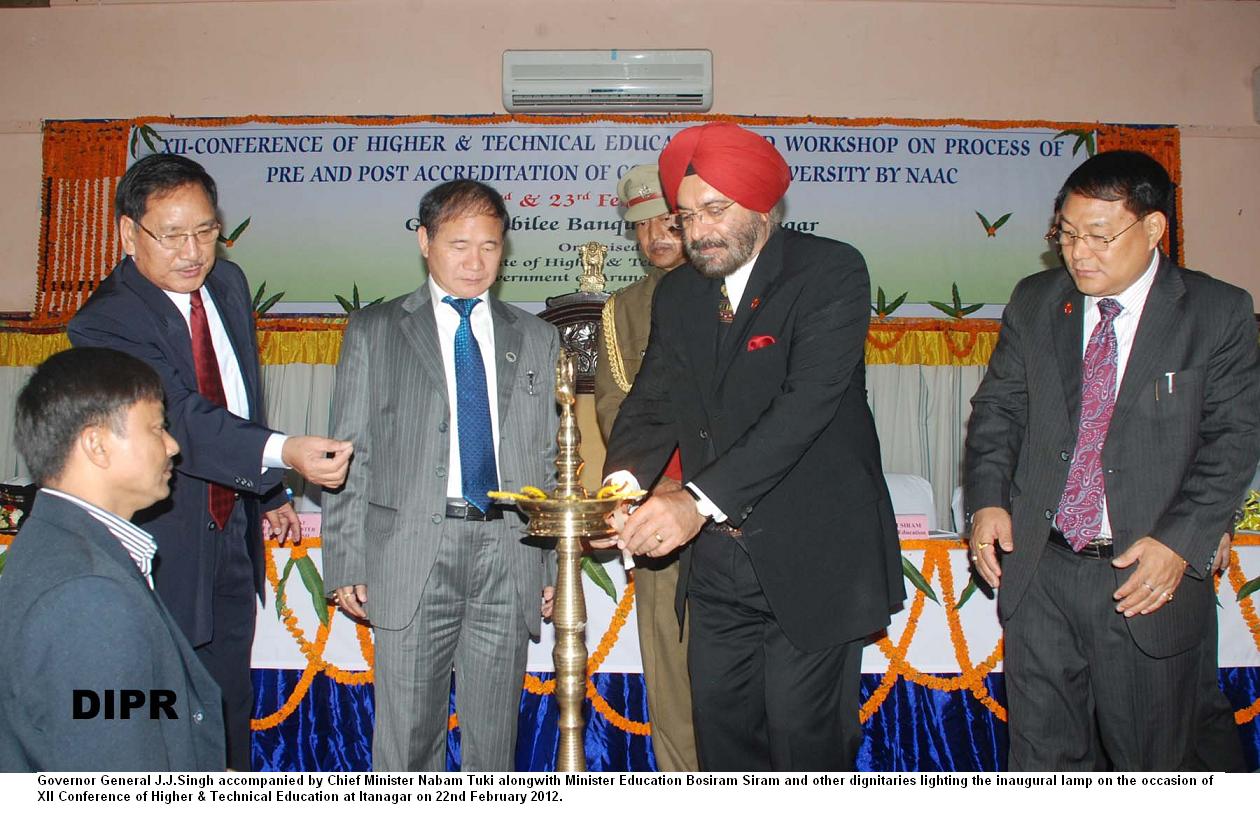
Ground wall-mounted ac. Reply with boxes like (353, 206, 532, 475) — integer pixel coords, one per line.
(502, 49, 712, 113)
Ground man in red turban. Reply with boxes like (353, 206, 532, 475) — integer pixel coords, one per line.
(601, 122, 905, 771)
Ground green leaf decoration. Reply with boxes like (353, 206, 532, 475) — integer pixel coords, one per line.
(334, 283, 382, 312)
(872, 286, 908, 317)
(275, 556, 296, 620)
(227, 217, 251, 243)
(581, 555, 617, 602)
(256, 292, 285, 315)
(975, 211, 992, 232)
(1054, 129, 1096, 158)
(251, 281, 286, 316)
(129, 128, 140, 159)
(901, 555, 939, 605)
(0, 548, 7, 576)
(930, 282, 985, 319)
(295, 554, 329, 627)
(991, 212, 1012, 231)
(955, 576, 979, 610)
(139, 125, 160, 154)
(1238, 575, 1260, 602)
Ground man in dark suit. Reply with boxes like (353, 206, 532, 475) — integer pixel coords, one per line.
(0, 348, 224, 771)
(323, 179, 558, 771)
(601, 123, 904, 771)
(67, 154, 352, 770)
(965, 150, 1260, 770)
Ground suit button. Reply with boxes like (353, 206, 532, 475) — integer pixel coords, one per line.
(208, 521, 217, 531)
(1060, 451, 1070, 461)
(193, 710, 204, 723)
(431, 513, 442, 524)
(436, 467, 446, 478)
(699, 429, 708, 439)
(1044, 509, 1053, 520)
(439, 422, 448, 433)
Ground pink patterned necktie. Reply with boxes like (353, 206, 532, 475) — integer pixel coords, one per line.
(1056, 298, 1123, 551)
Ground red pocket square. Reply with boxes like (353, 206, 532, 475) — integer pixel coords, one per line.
(747, 335, 776, 351)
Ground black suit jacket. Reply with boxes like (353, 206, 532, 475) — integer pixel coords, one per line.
(605, 228, 904, 652)
(67, 258, 285, 648)
(966, 257, 1260, 657)
(0, 492, 225, 771)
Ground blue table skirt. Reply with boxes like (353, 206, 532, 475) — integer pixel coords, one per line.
(252, 668, 1260, 772)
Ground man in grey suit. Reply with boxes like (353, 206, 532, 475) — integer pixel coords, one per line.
(966, 150, 1260, 770)
(323, 180, 558, 771)
(0, 348, 224, 771)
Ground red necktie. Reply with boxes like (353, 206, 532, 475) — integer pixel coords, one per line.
(189, 289, 236, 529)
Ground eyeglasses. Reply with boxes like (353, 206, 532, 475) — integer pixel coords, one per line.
(134, 220, 221, 251)
(1045, 217, 1144, 253)
(674, 201, 738, 227)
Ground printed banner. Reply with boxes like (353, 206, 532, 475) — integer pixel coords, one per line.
(130, 119, 1092, 305)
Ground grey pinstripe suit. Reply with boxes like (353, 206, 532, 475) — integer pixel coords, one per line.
(966, 256, 1260, 769)
(322, 284, 559, 771)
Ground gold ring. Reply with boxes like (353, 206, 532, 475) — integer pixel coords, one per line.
(977, 542, 992, 549)
(1166, 592, 1174, 601)
(654, 532, 664, 543)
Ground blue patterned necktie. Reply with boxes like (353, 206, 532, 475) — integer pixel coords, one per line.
(443, 296, 497, 513)
(1056, 297, 1122, 550)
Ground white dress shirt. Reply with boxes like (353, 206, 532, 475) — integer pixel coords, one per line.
(429, 278, 503, 498)
(163, 286, 288, 469)
(1081, 249, 1159, 539)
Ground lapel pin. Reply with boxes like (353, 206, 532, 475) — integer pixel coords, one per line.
(1063, 302, 1073, 316)
(749, 297, 761, 310)
(505, 351, 517, 363)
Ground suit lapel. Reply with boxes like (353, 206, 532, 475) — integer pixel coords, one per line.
(490, 297, 523, 429)
(1111, 257, 1184, 430)
(399, 285, 449, 406)
(1051, 276, 1086, 424)
(714, 230, 784, 387)
(118, 259, 199, 392)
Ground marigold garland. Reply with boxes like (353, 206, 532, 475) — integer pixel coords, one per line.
(1227, 557, 1260, 724)
(864, 541, 1007, 722)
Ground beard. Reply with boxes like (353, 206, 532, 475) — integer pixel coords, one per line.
(685, 213, 762, 279)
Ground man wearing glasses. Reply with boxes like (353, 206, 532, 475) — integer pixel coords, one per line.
(594, 164, 697, 771)
(601, 123, 904, 770)
(966, 150, 1258, 769)
(68, 153, 353, 770)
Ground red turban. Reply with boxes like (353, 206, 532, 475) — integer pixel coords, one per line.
(658, 122, 790, 212)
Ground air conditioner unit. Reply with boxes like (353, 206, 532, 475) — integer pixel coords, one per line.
(503, 49, 712, 113)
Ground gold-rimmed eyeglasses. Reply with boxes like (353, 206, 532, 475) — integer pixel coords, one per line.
(135, 221, 221, 251)
(674, 201, 738, 227)
(1045, 217, 1144, 253)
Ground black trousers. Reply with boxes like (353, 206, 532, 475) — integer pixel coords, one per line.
(1004, 537, 1244, 771)
(191, 504, 256, 771)
(686, 529, 863, 771)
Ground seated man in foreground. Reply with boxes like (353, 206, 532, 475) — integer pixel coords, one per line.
(0, 348, 225, 771)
